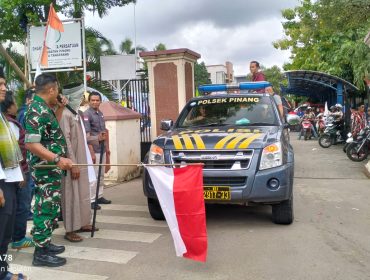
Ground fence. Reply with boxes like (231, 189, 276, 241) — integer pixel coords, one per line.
(124, 79, 152, 160)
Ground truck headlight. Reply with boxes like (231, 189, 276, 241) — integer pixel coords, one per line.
(259, 142, 282, 170)
(148, 144, 164, 164)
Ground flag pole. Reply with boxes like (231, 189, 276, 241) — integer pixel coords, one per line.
(81, 16, 87, 94)
(91, 140, 105, 238)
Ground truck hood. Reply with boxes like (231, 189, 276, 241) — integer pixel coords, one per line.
(160, 126, 279, 150)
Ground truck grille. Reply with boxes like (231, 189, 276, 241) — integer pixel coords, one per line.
(203, 176, 247, 186)
(171, 150, 254, 170)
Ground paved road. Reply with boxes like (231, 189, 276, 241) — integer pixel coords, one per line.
(10, 134, 370, 280)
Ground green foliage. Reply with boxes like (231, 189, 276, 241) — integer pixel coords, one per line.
(194, 61, 211, 90)
(85, 27, 116, 73)
(0, 1, 137, 100)
(15, 87, 25, 108)
(119, 38, 146, 54)
(153, 43, 166, 51)
(262, 65, 286, 94)
(274, 0, 370, 91)
(284, 95, 308, 107)
(0, 43, 25, 81)
(0, 0, 135, 98)
(246, 65, 287, 94)
(0, 0, 136, 42)
(87, 76, 114, 99)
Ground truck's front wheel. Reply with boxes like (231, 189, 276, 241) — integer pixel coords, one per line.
(148, 198, 165, 220)
(272, 196, 294, 225)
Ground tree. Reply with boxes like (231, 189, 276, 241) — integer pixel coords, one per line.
(86, 28, 116, 73)
(119, 38, 146, 54)
(153, 43, 166, 51)
(0, 0, 135, 86)
(262, 65, 287, 94)
(274, 0, 370, 90)
(194, 62, 211, 90)
(246, 65, 287, 94)
(0, 0, 136, 42)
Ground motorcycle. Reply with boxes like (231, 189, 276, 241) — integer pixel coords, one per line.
(343, 132, 353, 153)
(301, 119, 313, 140)
(316, 114, 326, 136)
(318, 116, 345, 148)
(346, 127, 370, 162)
(286, 113, 301, 132)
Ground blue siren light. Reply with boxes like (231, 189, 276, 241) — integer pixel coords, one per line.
(198, 81, 271, 92)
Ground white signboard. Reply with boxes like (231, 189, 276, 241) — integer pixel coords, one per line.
(100, 55, 136, 81)
(29, 22, 82, 69)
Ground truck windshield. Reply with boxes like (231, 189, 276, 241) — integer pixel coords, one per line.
(177, 96, 279, 127)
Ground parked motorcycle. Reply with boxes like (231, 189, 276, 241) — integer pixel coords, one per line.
(318, 116, 345, 148)
(343, 132, 353, 153)
(346, 127, 370, 162)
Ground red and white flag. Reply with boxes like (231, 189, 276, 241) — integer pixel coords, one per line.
(40, 4, 64, 67)
(146, 165, 207, 262)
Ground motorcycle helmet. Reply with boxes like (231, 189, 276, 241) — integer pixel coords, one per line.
(335, 104, 343, 110)
(329, 105, 335, 111)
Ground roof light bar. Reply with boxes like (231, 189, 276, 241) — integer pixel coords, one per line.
(198, 81, 271, 92)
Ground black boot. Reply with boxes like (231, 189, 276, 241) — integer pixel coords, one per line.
(47, 243, 65, 255)
(33, 247, 67, 267)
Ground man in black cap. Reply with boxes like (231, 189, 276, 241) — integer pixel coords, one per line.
(0, 67, 28, 280)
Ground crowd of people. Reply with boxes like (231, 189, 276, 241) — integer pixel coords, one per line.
(294, 101, 370, 142)
(0, 69, 113, 279)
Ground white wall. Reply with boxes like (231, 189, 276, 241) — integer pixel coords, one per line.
(104, 118, 141, 182)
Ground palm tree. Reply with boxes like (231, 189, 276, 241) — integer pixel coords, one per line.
(119, 38, 146, 54)
(85, 27, 117, 75)
(57, 27, 116, 97)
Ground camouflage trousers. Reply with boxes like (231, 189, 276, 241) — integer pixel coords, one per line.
(31, 167, 63, 248)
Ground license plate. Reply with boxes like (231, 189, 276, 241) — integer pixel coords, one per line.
(203, 186, 231, 200)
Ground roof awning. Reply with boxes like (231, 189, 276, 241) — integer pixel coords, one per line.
(283, 70, 359, 100)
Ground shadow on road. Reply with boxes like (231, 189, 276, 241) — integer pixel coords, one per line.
(205, 204, 275, 227)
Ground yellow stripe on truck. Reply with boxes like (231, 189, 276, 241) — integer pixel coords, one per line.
(214, 133, 241, 149)
(226, 134, 253, 149)
(238, 133, 262, 149)
(182, 134, 195, 149)
(172, 135, 184, 149)
(192, 134, 206, 149)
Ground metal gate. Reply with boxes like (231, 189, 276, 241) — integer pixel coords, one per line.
(124, 79, 152, 160)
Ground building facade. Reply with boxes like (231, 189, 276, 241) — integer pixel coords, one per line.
(206, 61, 234, 84)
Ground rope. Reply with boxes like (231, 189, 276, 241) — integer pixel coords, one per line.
(33, 163, 205, 169)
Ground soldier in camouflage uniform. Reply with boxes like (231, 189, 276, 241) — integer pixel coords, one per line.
(25, 74, 73, 267)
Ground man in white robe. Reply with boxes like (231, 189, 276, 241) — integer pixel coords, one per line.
(59, 85, 97, 242)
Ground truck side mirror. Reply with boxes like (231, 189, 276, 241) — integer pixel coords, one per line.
(160, 119, 173, 131)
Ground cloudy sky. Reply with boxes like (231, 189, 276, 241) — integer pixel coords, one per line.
(85, 0, 299, 76)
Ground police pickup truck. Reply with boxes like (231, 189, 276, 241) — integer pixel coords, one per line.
(143, 82, 295, 224)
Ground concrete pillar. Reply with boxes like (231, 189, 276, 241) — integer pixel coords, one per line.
(99, 101, 142, 182)
(140, 48, 201, 139)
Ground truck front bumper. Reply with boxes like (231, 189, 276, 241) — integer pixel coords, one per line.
(143, 162, 294, 204)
